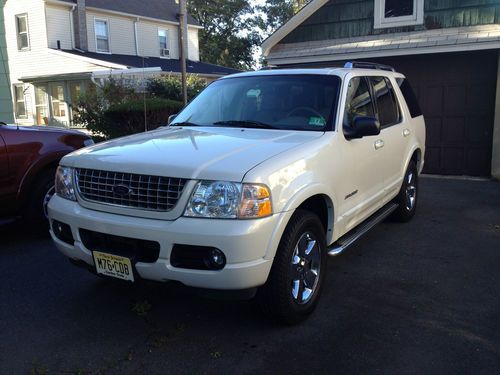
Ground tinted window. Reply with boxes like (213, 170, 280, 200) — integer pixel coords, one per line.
(173, 75, 340, 131)
(343, 77, 374, 128)
(385, 0, 414, 18)
(397, 78, 422, 118)
(370, 76, 400, 127)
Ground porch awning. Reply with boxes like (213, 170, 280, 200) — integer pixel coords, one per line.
(19, 72, 92, 83)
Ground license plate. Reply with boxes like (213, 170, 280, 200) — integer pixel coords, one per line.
(93, 251, 134, 282)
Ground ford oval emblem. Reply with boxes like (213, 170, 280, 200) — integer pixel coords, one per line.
(113, 184, 132, 197)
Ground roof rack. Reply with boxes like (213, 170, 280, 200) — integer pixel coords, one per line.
(258, 65, 279, 70)
(344, 61, 395, 72)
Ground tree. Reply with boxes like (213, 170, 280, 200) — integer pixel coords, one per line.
(188, 0, 260, 70)
(257, 0, 310, 36)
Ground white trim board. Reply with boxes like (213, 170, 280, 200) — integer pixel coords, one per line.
(261, 0, 329, 57)
(374, 0, 424, 29)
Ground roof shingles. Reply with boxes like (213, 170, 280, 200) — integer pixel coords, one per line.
(268, 25, 500, 62)
(61, 49, 240, 76)
(59, 0, 199, 25)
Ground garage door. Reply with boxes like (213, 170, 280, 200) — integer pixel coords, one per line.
(373, 51, 498, 176)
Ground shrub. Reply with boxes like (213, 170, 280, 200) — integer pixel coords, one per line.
(147, 74, 207, 102)
(72, 78, 141, 137)
(72, 76, 197, 139)
(102, 98, 183, 139)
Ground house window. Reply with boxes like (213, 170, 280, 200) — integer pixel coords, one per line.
(158, 29, 170, 57)
(14, 85, 27, 118)
(34, 85, 49, 125)
(374, 0, 424, 29)
(15, 14, 30, 51)
(94, 19, 110, 53)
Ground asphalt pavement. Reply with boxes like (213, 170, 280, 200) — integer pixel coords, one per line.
(1, 177, 499, 374)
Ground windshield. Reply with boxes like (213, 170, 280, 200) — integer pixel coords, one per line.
(171, 74, 341, 131)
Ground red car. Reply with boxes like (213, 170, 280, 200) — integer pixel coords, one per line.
(0, 122, 93, 224)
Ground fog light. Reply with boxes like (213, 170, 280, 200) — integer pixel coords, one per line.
(52, 220, 74, 245)
(208, 248, 226, 270)
(170, 245, 226, 270)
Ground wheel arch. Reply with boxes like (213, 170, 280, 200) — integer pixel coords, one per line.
(264, 186, 337, 260)
(17, 152, 63, 207)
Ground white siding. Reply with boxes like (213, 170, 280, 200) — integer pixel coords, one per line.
(188, 27, 199, 61)
(3, 1, 120, 124)
(83, 9, 199, 61)
(46, 5, 74, 50)
(137, 20, 179, 59)
(86, 10, 136, 55)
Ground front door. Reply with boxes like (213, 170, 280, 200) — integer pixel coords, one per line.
(336, 76, 385, 233)
(49, 83, 69, 127)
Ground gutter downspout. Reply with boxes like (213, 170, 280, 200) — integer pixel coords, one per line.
(134, 17, 140, 56)
(69, 4, 76, 49)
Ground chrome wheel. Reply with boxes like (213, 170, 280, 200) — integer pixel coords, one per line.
(290, 232, 321, 305)
(43, 185, 55, 219)
(405, 171, 417, 211)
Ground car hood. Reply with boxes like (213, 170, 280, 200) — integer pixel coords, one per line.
(62, 126, 324, 181)
(12, 124, 89, 136)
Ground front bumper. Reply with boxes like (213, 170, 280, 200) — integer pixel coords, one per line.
(47, 195, 280, 290)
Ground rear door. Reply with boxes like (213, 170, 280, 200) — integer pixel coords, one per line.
(369, 76, 409, 199)
(336, 76, 385, 232)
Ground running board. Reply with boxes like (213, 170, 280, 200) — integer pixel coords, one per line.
(328, 203, 398, 256)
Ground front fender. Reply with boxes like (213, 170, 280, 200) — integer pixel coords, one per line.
(17, 151, 66, 204)
(263, 183, 337, 260)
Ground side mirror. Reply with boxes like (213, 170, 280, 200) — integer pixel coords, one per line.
(344, 116, 380, 140)
(168, 114, 178, 125)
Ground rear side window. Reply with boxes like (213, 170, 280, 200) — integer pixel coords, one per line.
(370, 76, 400, 127)
(343, 77, 374, 128)
(396, 78, 422, 118)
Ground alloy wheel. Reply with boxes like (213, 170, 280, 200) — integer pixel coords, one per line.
(405, 172, 417, 211)
(290, 232, 321, 305)
(43, 185, 55, 219)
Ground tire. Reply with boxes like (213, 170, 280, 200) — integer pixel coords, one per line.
(24, 168, 57, 225)
(391, 161, 418, 222)
(258, 209, 327, 325)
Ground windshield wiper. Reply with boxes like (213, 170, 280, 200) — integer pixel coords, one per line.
(170, 121, 202, 127)
(213, 120, 277, 129)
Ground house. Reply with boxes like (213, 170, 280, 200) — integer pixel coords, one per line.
(0, 3, 13, 123)
(261, 0, 500, 178)
(2, 0, 239, 128)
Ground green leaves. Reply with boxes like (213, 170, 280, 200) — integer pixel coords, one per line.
(188, 0, 259, 70)
(187, 0, 309, 69)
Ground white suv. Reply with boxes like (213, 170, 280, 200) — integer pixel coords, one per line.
(48, 63, 425, 324)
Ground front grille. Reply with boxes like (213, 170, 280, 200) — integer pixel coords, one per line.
(75, 168, 187, 212)
(80, 229, 160, 263)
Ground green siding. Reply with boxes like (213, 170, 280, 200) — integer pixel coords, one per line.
(0, 0, 14, 123)
(282, 0, 500, 44)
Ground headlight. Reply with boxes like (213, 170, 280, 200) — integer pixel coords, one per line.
(184, 181, 272, 219)
(55, 166, 76, 201)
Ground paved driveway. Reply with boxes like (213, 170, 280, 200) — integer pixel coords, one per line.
(1, 177, 499, 375)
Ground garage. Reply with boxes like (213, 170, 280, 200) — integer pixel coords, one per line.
(371, 50, 498, 177)
(262, 0, 500, 178)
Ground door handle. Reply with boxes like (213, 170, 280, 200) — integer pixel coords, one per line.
(374, 139, 384, 150)
(403, 128, 411, 137)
